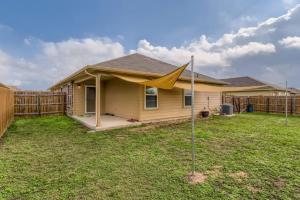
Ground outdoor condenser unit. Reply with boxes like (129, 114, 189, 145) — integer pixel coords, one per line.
(221, 104, 233, 115)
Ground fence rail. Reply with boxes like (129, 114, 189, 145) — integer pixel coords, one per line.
(0, 85, 14, 137)
(223, 95, 300, 115)
(14, 91, 66, 116)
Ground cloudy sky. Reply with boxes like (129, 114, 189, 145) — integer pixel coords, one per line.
(0, 0, 300, 89)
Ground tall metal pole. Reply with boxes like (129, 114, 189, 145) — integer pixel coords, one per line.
(191, 55, 195, 175)
(285, 80, 288, 126)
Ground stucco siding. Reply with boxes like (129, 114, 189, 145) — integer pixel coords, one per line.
(104, 78, 140, 120)
(73, 79, 105, 116)
(199, 92, 222, 113)
(139, 88, 221, 121)
(71, 78, 222, 122)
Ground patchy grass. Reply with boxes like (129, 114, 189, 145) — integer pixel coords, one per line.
(0, 113, 299, 199)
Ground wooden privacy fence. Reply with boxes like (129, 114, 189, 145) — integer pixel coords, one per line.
(223, 95, 300, 115)
(14, 91, 66, 116)
(0, 84, 14, 137)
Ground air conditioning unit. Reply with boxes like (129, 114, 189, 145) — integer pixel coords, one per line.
(221, 104, 233, 115)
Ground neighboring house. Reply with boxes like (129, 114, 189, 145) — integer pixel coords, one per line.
(6, 85, 19, 91)
(50, 53, 226, 129)
(289, 88, 300, 96)
(221, 76, 297, 96)
(0, 83, 19, 91)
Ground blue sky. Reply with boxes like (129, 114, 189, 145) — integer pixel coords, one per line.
(0, 0, 300, 89)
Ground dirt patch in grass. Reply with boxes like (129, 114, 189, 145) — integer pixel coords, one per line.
(273, 178, 286, 188)
(246, 185, 260, 193)
(229, 171, 249, 181)
(205, 165, 223, 178)
(187, 172, 208, 185)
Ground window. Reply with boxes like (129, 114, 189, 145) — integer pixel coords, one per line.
(184, 89, 192, 107)
(145, 86, 158, 109)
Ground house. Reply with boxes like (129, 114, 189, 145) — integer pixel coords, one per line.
(289, 88, 300, 96)
(221, 76, 298, 97)
(6, 85, 19, 91)
(50, 53, 227, 130)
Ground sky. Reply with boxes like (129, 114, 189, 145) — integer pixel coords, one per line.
(0, 0, 300, 89)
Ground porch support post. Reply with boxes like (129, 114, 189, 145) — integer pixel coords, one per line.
(96, 74, 101, 128)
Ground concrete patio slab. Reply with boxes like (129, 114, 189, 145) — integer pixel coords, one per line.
(71, 114, 142, 131)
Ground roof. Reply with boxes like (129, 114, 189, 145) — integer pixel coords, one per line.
(220, 76, 266, 87)
(289, 88, 300, 94)
(91, 53, 225, 84)
(50, 53, 227, 89)
(0, 82, 9, 89)
(6, 85, 19, 91)
(220, 76, 286, 91)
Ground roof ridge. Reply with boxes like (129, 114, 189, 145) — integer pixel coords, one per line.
(91, 53, 178, 68)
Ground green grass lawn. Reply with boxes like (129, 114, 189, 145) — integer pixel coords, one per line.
(0, 113, 299, 199)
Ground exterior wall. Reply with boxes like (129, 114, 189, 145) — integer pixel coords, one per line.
(199, 92, 222, 113)
(70, 77, 222, 122)
(104, 78, 140, 119)
(72, 79, 105, 116)
(139, 87, 221, 122)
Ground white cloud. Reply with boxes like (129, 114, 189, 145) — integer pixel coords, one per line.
(38, 37, 125, 82)
(0, 38, 125, 89)
(240, 16, 257, 22)
(0, 24, 13, 32)
(222, 42, 275, 59)
(24, 38, 32, 46)
(282, 0, 299, 8)
(279, 36, 300, 48)
(0, 50, 37, 87)
(133, 39, 275, 67)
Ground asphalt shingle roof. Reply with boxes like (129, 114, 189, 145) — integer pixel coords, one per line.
(90, 53, 226, 84)
(220, 76, 265, 87)
(221, 76, 291, 92)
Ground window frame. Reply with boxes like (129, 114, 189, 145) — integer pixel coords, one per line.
(183, 89, 192, 108)
(144, 86, 159, 110)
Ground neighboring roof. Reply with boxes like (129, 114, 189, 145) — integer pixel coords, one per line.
(289, 88, 300, 94)
(0, 82, 9, 89)
(50, 53, 227, 89)
(7, 85, 19, 91)
(220, 76, 286, 91)
(220, 76, 265, 87)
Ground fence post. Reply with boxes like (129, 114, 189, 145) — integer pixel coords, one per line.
(238, 97, 241, 113)
(291, 96, 296, 115)
(276, 95, 278, 113)
(37, 94, 41, 116)
(267, 97, 270, 113)
(232, 97, 235, 112)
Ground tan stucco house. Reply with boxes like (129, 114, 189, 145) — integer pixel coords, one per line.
(50, 53, 226, 129)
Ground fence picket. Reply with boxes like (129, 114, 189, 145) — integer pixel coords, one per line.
(0, 85, 14, 137)
(223, 95, 300, 115)
(14, 91, 66, 116)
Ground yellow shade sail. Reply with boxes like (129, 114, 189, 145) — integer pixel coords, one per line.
(140, 63, 189, 89)
(112, 73, 263, 92)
